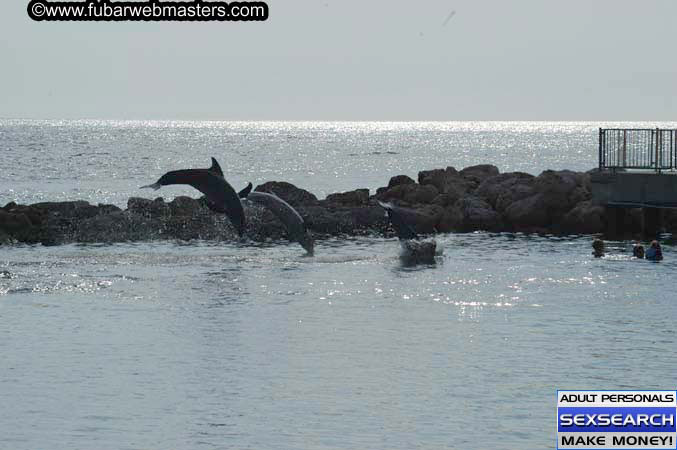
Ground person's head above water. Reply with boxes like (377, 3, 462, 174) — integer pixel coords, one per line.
(633, 243, 645, 259)
(592, 239, 605, 257)
(646, 240, 664, 261)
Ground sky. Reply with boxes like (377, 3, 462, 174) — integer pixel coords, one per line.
(1, 0, 676, 120)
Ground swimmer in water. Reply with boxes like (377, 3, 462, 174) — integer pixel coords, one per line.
(632, 243, 645, 259)
(645, 240, 663, 261)
(592, 239, 605, 258)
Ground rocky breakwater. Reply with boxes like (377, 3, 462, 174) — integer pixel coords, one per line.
(0, 184, 388, 246)
(374, 164, 606, 235)
(1, 165, 617, 246)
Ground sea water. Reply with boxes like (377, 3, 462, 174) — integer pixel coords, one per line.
(1, 121, 676, 449)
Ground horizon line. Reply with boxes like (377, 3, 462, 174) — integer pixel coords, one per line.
(1, 117, 677, 123)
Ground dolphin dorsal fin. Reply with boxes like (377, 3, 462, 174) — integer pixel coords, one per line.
(209, 157, 224, 177)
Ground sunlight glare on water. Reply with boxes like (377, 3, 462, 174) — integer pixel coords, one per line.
(2, 120, 675, 206)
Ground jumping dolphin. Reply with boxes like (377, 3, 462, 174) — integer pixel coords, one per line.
(206, 157, 224, 177)
(140, 158, 246, 236)
(208, 160, 251, 206)
(242, 189, 314, 255)
(378, 201, 436, 264)
(377, 201, 419, 241)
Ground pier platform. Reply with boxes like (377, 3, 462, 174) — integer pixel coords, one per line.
(591, 128, 677, 236)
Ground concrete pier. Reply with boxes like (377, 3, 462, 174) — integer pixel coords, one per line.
(591, 171, 677, 236)
(604, 206, 626, 237)
(642, 207, 662, 237)
(591, 172, 677, 207)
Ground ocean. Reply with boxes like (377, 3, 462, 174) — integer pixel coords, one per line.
(1, 120, 676, 449)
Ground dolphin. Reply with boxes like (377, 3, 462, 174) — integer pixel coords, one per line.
(238, 182, 253, 199)
(378, 201, 436, 264)
(207, 160, 252, 209)
(140, 157, 246, 236)
(243, 189, 314, 255)
(206, 157, 224, 177)
(209, 160, 252, 200)
(377, 201, 419, 241)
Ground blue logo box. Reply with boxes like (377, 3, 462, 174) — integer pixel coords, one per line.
(557, 390, 677, 450)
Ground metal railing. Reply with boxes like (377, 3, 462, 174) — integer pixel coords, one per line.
(599, 128, 677, 172)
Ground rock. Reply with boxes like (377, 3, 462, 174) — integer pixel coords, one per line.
(532, 170, 587, 217)
(30, 200, 101, 220)
(460, 164, 500, 185)
(495, 183, 536, 214)
(127, 197, 170, 217)
(387, 175, 416, 189)
(443, 196, 503, 232)
(75, 211, 151, 243)
(0, 201, 123, 245)
(0, 208, 53, 244)
(504, 194, 550, 229)
(377, 183, 439, 205)
(97, 204, 122, 215)
(168, 196, 202, 216)
(418, 166, 473, 201)
(418, 167, 459, 190)
(436, 209, 458, 233)
(580, 172, 593, 192)
(349, 206, 388, 231)
(534, 169, 580, 192)
(0, 229, 12, 245)
(300, 206, 354, 235)
(560, 201, 605, 234)
(431, 193, 456, 208)
(408, 185, 440, 204)
(568, 186, 591, 206)
(0, 210, 32, 233)
(480, 170, 593, 230)
(255, 181, 318, 206)
(413, 205, 444, 233)
(30, 200, 90, 213)
(0, 169, 619, 244)
(301, 205, 388, 236)
(476, 172, 535, 209)
(2, 203, 47, 226)
(325, 189, 370, 207)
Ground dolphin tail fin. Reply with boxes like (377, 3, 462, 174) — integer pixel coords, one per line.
(377, 200, 393, 210)
(377, 200, 393, 218)
(378, 200, 418, 240)
(140, 182, 162, 190)
(238, 182, 253, 199)
(209, 157, 224, 177)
